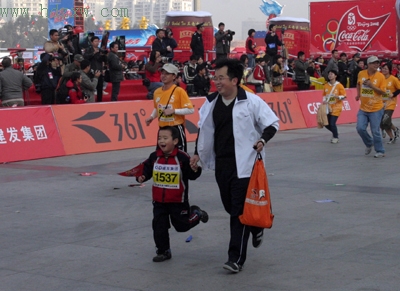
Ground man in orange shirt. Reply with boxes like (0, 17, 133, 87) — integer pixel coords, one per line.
(356, 56, 386, 158)
(145, 64, 194, 152)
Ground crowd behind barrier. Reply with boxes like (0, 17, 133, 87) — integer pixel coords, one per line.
(5, 87, 396, 163)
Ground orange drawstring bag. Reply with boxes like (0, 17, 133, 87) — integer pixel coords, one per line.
(239, 154, 274, 228)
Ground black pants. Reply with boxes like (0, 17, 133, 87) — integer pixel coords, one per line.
(297, 81, 310, 91)
(96, 75, 104, 102)
(215, 160, 262, 266)
(216, 53, 227, 60)
(325, 114, 339, 138)
(152, 201, 200, 254)
(41, 88, 55, 105)
(111, 82, 120, 101)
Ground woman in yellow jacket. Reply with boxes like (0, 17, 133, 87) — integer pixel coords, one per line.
(322, 69, 346, 143)
(380, 62, 400, 144)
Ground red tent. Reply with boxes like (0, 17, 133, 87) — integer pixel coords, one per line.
(364, 41, 392, 58)
(309, 43, 324, 57)
(335, 42, 358, 55)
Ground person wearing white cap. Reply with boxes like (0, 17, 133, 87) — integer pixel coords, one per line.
(356, 56, 387, 158)
(145, 63, 194, 152)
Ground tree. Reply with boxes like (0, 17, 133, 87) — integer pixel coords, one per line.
(0, 15, 48, 48)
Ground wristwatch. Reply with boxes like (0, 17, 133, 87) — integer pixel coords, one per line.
(259, 138, 266, 145)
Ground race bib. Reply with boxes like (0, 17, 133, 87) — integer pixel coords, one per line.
(268, 43, 276, 49)
(382, 90, 391, 101)
(158, 104, 174, 122)
(361, 84, 374, 98)
(153, 162, 180, 189)
(324, 94, 336, 104)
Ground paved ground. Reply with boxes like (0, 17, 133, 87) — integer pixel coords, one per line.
(1, 122, 399, 291)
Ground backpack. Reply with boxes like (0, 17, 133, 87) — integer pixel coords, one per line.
(55, 77, 71, 104)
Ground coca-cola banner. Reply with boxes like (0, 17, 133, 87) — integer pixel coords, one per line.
(310, 0, 397, 54)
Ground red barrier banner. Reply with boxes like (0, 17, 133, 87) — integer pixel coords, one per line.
(258, 92, 307, 130)
(0, 107, 65, 163)
(52, 100, 203, 155)
(296, 88, 359, 128)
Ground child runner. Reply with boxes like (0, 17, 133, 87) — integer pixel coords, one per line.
(137, 126, 208, 262)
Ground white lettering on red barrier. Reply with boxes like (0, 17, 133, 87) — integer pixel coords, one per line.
(0, 125, 47, 144)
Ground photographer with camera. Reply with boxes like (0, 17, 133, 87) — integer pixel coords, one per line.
(66, 72, 89, 104)
(35, 53, 63, 104)
(84, 36, 108, 102)
(164, 28, 178, 61)
(215, 22, 234, 60)
(44, 29, 68, 60)
(79, 59, 101, 103)
(264, 24, 282, 62)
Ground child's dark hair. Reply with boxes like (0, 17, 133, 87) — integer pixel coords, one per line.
(159, 126, 179, 140)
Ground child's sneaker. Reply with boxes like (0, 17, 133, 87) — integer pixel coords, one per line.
(190, 205, 209, 223)
(153, 249, 172, 262)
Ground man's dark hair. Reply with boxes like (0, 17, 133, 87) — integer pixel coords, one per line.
(218, 22, 225, 27)
(331, 49, 338, 54)
(70, 71, 81, 83)
(196, 63, 206, 73)
(80, 59, 90, 71)
(159, 126, 179, 140)
(49, 29, 58, 37)
(109, 41, 118, 49)
(248, 29, 256, 36)
(297, 51, 305, 58)
(156, 28, 165, 35)
(356, 59, 364, 64)
(328, 69, 338, 76)
(190, 55, 199, 61)
(340, 52, 347, 57)
(269, 24, 276, 31)
(214, 58, 243, 87)
(91, 36, 100, 42)
(1, 57, 11, 68)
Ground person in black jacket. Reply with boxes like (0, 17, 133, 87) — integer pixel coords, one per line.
(164, 28, 178, 61)
(152, 29, 168, 57)
(193, 63, 210, 96)
(35, 53, 62, 104)
(190, 22, 205, 59)
(107, 41, 126, 101)
(84, 36, 107, 102)
(264, 24, 282, 61)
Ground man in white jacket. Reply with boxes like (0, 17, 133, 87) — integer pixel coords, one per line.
(190, 58, 279, 273)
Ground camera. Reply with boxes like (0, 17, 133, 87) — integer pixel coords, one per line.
(227, 30, 235, 36)
(83, 92, 90, 99)
(281, 26, 287, 35)
(161, 56, 170, 63)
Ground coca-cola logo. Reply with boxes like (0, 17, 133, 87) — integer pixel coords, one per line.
(335, 6, 390, 51)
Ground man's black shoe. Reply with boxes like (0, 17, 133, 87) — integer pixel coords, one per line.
(153, 250, 172, 262)
(252, 230, 264, 248)
(223, 261, 242, 273)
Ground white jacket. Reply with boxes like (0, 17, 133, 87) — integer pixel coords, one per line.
(197, 88, 279, 178)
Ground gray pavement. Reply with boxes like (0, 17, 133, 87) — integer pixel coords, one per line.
(1, 122, 400, 291)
